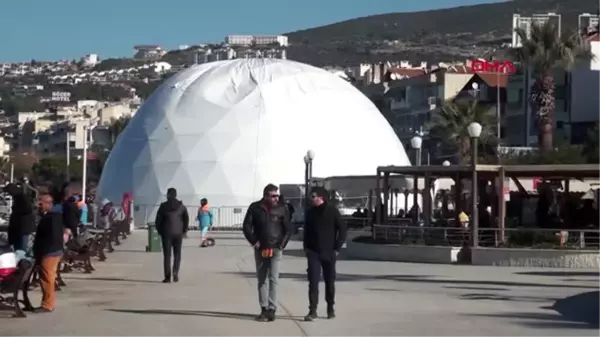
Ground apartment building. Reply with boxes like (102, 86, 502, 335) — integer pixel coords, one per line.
(225, 35, 288, 47)
(133, 45, 166, 60)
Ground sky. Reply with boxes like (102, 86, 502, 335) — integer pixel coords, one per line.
(2, 0, 501, 62)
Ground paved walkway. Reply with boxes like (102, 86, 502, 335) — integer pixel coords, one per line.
(2, 232, 599, 336)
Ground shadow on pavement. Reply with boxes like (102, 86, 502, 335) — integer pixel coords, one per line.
(222, 271, 432, 282)
(552, 291, 599, 327)
(67, 276, 163, 284)
(223, 271, 599, 289)
(463, 291, 600, 329)
(107, 309, 300, 321)
(444, 286, 509, 291)
(458, 293, 558, 303)
(515, 271, 600, 277)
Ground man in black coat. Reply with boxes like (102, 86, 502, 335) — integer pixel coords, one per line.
(242, 184, 293, 322)
(303, 186, 347, 322)
(6, 183, 36, 252)
(155, 188, 189, 283)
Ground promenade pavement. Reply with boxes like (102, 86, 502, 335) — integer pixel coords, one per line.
(1, 232, 598, 336)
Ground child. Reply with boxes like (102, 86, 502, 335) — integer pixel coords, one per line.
(197, 198, 213, 247)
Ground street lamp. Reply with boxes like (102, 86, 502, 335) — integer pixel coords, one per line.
(81, 117, 99, 202)
(410, 133, 423, 225)
(442, 160, 451, 167)
(467, 121, 482, 247)
(471, 82, 479, 98)
(410, 135, 423, 166)
(303, 149, 315, 214)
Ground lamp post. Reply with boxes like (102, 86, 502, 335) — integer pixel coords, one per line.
(471, 82, 479, 98)
(467, 122, 482, 247)
(81, 118, 99, 202)
(303, 149, 315, 217)
(442, 160, 451, 167)
(410, 134, 422, 225)
(66, 131, 71, 182)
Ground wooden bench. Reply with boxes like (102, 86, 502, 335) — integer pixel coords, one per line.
(0, 259, 35, 317)
(86, 228, 113, 262)
(61, 245, 94, 274)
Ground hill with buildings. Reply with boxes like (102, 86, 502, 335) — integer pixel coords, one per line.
(284, 0, 598, 66)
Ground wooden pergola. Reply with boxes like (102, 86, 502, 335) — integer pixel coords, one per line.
(374, 164, 600, 244)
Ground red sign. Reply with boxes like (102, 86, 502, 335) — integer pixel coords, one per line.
(472, 60, 515, 73)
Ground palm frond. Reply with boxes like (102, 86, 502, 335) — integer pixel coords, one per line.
(511, 20, 593, 73)
(428, 99, 497, 160)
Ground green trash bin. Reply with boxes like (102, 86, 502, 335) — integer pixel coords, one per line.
(145, 222, 162, 252)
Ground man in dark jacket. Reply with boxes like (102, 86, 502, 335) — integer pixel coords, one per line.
(155, 188, 189, 283)
(32, 193, 64, 313)
(6, 183, 36, 252)
(303, 186, 347, 322)
(61, 186, 80, 238)
(242, 184, 292, 322)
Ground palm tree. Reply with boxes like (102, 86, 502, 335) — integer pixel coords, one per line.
(108, 116, 131, 147)
(428, 99, 496, 164)
(511, 21, 593, 152)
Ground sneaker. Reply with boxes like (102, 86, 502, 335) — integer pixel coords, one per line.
(256, 308, 269, 322)
(173, 275, 179, 283)
(267, 309, 276, 322)
(162, 277, 171, 283)
(304, 311, 317, 322)
(327, 308, 336, 319)
(200, 241, 207, 248)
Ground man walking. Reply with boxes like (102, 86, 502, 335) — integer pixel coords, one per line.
(303, 186, 347, 321)
(32, 194, 64, 313)
(242, 184, 293, 322)
(155, 188, 189, 283)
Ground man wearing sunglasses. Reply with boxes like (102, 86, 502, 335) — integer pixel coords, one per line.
(242, 184, 293, 322)
(303, 186, 347, 322)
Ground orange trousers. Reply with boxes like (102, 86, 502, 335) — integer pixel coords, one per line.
(39, 255, 61, 311)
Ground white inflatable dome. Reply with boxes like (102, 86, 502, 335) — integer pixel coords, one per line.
(98, 59, 410, 222)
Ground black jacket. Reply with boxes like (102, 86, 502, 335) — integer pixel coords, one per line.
(243, 200, 292, 249)
(33, 211, 64, 260)
(303, 202, 348, 254)
(62, 199, 80, 236)
(8, 192, 36, 241)
(155, 199, 189, 237)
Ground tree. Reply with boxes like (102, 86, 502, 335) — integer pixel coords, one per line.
(428, 99, 496, 164)
(510, 21, 592, 152)
(109, 115, 131, 147)
(31, 156, 83, 185)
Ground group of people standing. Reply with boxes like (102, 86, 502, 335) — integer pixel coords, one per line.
(4, 182, 133, 313)
(152, 183, 348, 322)
(5, 183, 87, 313)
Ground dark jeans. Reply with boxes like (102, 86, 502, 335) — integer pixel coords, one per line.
(306, 249, 336, 311)
(161, 235, 183, 278)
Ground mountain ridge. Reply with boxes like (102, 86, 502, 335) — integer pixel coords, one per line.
(282, 0, 598, 66)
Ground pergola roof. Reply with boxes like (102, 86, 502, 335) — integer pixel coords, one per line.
(377, 164, 600, 179)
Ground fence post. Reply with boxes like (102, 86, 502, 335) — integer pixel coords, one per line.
(580, 231, 585, 249)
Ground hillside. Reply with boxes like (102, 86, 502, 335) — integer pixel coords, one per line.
(284, 0, 598, 66)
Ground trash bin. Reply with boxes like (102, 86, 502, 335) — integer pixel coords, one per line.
(145, 222, 162, 252)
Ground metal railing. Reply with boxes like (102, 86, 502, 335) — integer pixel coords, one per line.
(370, 222, 600, 249)
(134, 204, 247, 230)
